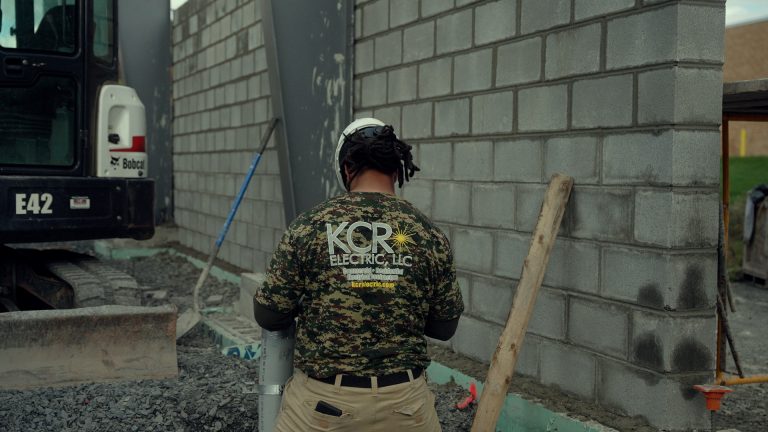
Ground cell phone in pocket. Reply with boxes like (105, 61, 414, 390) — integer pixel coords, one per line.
(315, 400, 343, 417)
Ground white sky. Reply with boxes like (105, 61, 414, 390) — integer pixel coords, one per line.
(170, 0, 768, 26)
(170, 0, 189, 10)
(726, 0, 768, 26)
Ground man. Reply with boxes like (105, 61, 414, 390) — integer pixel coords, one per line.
(253, 118, 464, 431)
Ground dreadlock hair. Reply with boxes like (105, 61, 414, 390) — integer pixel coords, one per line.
(339, 125, 420, 190)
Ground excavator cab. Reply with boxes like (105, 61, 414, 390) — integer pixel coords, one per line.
(0, 0, 153, 243)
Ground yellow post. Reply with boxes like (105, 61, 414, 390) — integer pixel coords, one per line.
(740, 128, 747, 157)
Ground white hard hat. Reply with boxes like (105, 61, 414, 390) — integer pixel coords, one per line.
(334, 117, 386, 190)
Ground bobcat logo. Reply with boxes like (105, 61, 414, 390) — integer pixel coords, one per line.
(110, 156, 120, 167)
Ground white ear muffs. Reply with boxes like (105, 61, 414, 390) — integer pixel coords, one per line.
(334, 117, 386, 190)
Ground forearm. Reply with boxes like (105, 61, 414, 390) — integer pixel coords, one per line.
(253, 300, 295, 331)
(424, 316, 460, 341)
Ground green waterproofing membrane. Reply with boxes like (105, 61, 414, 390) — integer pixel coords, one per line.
(102, 246, 611, 431)
(426, 362, 610, 432)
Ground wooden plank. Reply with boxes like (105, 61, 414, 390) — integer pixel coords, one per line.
(470, 173, 574, 432)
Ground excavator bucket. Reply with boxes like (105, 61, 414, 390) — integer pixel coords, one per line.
(0, 304, 178, 390)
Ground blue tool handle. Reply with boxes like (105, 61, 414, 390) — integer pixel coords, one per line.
(214, 118, 279, 248)
(215, 153, 262, 248)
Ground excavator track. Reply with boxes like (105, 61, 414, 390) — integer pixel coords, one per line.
(0, 247, 177, 390)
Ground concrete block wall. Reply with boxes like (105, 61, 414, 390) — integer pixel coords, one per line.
(172, 0, 283, 271)
(353, 0, 724, 429)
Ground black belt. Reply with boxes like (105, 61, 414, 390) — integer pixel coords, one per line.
(311, 368, 423, 388)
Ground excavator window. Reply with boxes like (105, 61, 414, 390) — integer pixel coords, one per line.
(0, 0, 78, 167)
(0, 0, 77, 54)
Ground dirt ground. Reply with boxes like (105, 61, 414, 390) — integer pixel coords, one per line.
(2, 248, 766, 431)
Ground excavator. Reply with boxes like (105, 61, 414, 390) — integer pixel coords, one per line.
(0, 0, 177, 389)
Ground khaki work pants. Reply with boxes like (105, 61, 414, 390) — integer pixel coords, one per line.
(274, 369, 442, 432)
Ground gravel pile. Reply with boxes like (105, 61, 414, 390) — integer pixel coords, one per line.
(107, 251, 240, 311)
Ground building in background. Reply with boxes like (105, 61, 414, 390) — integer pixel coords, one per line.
(724, 18, 768, 156)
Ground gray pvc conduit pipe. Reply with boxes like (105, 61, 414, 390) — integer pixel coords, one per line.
(258, 324, 295, 432)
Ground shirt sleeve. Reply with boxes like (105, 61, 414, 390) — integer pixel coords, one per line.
(429, 237, 464, 321)
(253, 227, 304, 314)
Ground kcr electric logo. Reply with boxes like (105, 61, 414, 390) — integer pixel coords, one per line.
(325, 221, 413, 268)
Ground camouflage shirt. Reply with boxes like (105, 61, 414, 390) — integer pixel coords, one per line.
(254, 191, 464, 378)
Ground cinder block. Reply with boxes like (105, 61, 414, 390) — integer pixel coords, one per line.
(677, 4, 725, 64)
(470, 276, 515, 325)
(456, 273, 471, 312)
(388, 66, 417, 103)
(402, 179, 434, 217)
(545, 24, 601, 80)
(631, 311, 715, 373)
(528, 288, 566, 340)
(453, 228, 494, 273)
(390, 0, 419, 27)
(602, 246, 716, 310)
(451, 315, 502, 363)
(597, 358, 710, 430)
(403, 21, 435, 62)
(670, 131, 720, 186)
(493, 230, 529, 278)
(453, 141, 493, 181)
(401, 102, 433, 139)
(259, 226, 274, 254)
(355, 40, 374, 74)
(266, 202, 284, 229)
(634, 190, 719, 248)
(355, 7, 363, 39)
(373, 106, 402, 133)
(574, 0, 634, 20)
(638, 67, 723, 125)
(471, 183, 515, 229)
(544, 238, 599, 294)
(453, 49, 493, 93)
(569, 187, 633, 242)
(472, 91, 514, 134)
(514, 183, 547, 232)
(363, 0, 390, 37)
(569, 297, 628, 358)
(518, 85, 568, 132)
(606, 4, 723, 71)
(375, 31, 403, 69)
(540, 341, 595, 398)
(474, 0, 517, 46)
(520, 0, 570, 34)
(435, 98, 470, 137)
(494, 140, 542, 183)
(496, 37, 542, 86)
(572, 74, 633, 129)
(606, 7, 676, 69)
(602, 131, 673, 186)
(418, 57, 452, 98)
(418, 142, 453, 179)
(603, 130, 719, 187)
(433, 181, 471, 224)
(544, 136, 598, 184)
(436, 10, 472, 54)
(361, 72, 387, 107)
(515, 334, 540, 378)
(422, 0, 455, 17)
